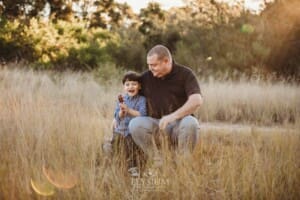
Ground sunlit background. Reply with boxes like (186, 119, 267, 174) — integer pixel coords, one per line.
(116, 0, 274, 13)
(0, 0, 299, 199)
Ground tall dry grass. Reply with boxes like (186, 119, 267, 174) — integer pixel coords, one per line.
(199, 78, 300, 126)
(0, 68, 299, 199)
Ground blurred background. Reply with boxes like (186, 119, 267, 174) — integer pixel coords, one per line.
(0, 0, 299, 81)
(0, 1, 299, 199)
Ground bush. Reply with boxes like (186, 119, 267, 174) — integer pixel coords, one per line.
(0, 18, 118, 70)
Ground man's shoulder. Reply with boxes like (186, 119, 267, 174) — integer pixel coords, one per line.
(141, 70, 151, 78)
(141, 70, 154, 83)
(174, 62, 194, 74)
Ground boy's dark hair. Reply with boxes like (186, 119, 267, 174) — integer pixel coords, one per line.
(122, 71, 141, 84)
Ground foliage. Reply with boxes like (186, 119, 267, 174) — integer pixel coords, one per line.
(0, 0, 47, 19)
(107, 27, 147, 71)
(174, 10, 271, 78)
(262, 0, 300, 79)
(0, 0, 299, 80)
(0, 18, 118, 70)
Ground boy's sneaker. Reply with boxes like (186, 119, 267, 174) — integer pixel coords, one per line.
(128, 167, 140, 178)
(102, 141, 112, 156)
(143, 167, 159, 178)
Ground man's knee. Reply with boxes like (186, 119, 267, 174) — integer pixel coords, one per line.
(179, 116, 200, 143)
(128, 117, 157, 156)
(129, 116, 153, 137)
(179, 116, 200, 132)
(128, 117, 141, 136)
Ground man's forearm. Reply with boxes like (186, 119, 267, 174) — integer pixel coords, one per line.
(172, 93, 203, 120)
(158, 94, 203, 130)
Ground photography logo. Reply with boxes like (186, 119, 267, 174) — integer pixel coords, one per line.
(131, 169, 170, 192)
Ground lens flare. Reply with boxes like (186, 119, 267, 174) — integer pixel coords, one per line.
(42, 165, 78, 189)
(206, 56, 212, 61)
(241, 24, 255, 33)
(30, 178, 55, 196)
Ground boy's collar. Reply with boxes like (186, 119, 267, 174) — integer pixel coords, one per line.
(124, 93, 139, 99)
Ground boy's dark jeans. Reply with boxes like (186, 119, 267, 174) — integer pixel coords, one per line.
(111, 133, 146, 169)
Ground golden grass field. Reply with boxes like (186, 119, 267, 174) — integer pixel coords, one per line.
(0, 68, 299, 199)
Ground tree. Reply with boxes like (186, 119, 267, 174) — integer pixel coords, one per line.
(138, 2, 166, 49)
(261, 0, 300, 79)
(0, 0, 47, 19)
(48, 0, 74, 21)
(89, 0, 135, 29)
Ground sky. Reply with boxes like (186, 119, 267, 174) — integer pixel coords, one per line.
(115, 0, 271, 14)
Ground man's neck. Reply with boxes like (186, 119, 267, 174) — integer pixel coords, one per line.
(164, 60, 173, 76)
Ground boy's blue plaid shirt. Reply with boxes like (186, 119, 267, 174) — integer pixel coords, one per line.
(114, 94, 147, 136)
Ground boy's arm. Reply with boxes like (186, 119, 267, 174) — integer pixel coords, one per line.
(120, 103, 141, 117)
(114, 102, 123, 122)
(127, 108, 141, 117)
(122, 96, 147, 117)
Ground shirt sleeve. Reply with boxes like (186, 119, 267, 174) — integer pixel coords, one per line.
(184, 69, 201, 96)
(138, 96, 147, 116)
(114, 101, 121, 122)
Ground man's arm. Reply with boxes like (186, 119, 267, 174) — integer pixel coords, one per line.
(159, 93, 203, 130)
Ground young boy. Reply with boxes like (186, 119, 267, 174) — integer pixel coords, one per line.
(107, 71, 147, 177)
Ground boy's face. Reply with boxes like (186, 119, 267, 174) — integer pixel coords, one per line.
(123, 80, 141, 97)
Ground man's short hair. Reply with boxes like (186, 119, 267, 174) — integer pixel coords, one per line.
(147, 44, 172, 60)
(122, 71, 141, 84)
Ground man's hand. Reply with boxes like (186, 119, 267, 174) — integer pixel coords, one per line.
(159, 114, 177, 131)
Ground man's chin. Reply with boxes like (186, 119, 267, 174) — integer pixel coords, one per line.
(152, 73, 161, 78)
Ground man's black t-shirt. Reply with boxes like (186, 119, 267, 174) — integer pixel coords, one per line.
(141, 61, 201, 119)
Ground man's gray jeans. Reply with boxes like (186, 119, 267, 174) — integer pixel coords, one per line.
(128, 116, 200, 157)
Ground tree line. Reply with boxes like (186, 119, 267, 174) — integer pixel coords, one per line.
(0, 0, 299, 80)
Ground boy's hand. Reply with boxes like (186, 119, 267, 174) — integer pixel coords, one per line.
(117, 94, 126, 118)
(118, 94, 124, 103)
(119, 103, 128, 118)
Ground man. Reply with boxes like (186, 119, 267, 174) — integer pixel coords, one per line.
(128, 44, 203, 165)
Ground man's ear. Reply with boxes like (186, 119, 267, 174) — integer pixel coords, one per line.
(163, 57, 169, 63)
(163, 57, 171, 65)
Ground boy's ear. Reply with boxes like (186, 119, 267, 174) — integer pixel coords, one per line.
(138, 83, 141, 90)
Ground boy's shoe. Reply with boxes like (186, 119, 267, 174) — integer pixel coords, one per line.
(142, 167, 159, 178)
(102, 142, 112, 156)
(128, 167, 140, 178)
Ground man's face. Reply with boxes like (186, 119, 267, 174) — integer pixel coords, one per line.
(123, 80, 141, 97)
(147, 54, 170, 78)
